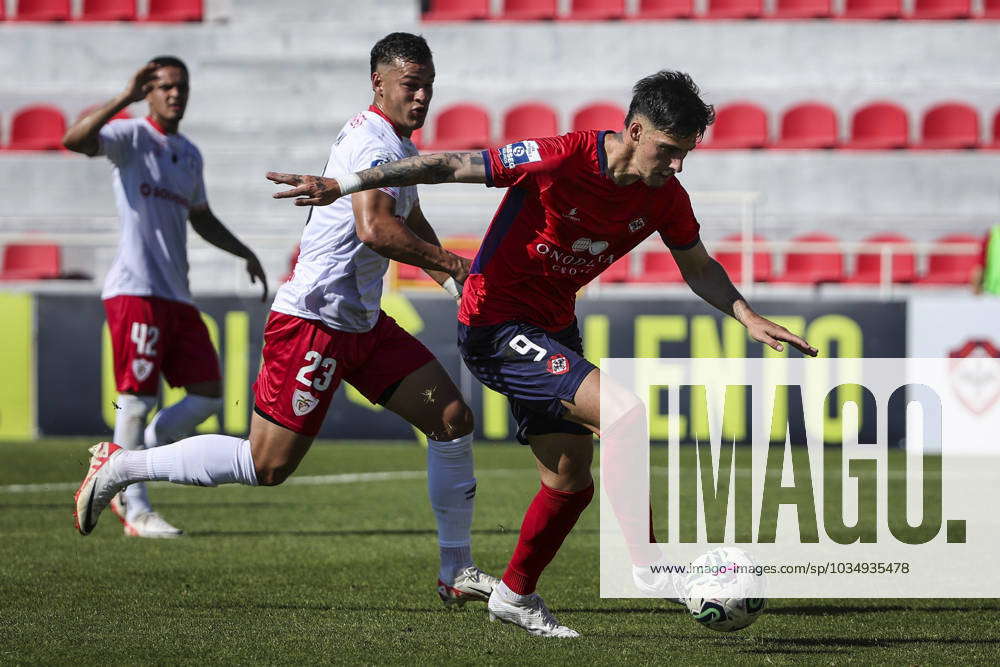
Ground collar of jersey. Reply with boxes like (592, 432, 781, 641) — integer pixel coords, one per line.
(368, 104, 406, 139)
(145, 115, 175, 136)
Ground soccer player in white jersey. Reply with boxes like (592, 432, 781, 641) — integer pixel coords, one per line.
(73, 35, 499, 606)
(63, 56, 268, 538)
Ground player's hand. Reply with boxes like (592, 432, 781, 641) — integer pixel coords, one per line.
(744, 313, 818, 357)
(245, 253, 269, 302)
(267, 172, 342, 207)
(125, 62, 160, 103)
(451, 255, 471, 285)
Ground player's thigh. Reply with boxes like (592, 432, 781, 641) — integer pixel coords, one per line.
(381, 359, 473, 441)
(248, 411, 315, 486)
(529, 432, 594, 492)
(162, 301, 221, 394)
(559, 368, 600, 432)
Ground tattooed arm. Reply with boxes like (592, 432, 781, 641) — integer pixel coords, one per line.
(266, 152, 487, 207)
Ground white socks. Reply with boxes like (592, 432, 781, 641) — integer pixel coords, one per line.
(114, 434, 258, 488)
(113, 394, 157, 519)
(145, 394, 223, 448)
(427, 433, 476, 583)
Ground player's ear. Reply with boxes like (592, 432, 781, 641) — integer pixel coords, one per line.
(628, 120, 643, 143)
(371, 71, 382, 94)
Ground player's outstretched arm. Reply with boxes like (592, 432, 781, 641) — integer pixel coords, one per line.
(189, 206, 269, 302)
(62, 62, 159, 156)
(673, 241, 819, 357)
(267, 151, 487, 207)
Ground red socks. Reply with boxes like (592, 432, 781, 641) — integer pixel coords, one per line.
(502, 482, 594, 595)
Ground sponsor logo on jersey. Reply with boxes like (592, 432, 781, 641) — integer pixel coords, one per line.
(547, 354, 570, 375)
(629, 217, 646, 232)
(370, 151, 395, 168)
(535, 242, 615, 277)
(572, 237, 610, 256)
(565, 208, 580, 222)
(131, 359, 153, 382)
(139, 182, 191, 209)
(498, 140, 541, 169)
(292, 389, 320, 417)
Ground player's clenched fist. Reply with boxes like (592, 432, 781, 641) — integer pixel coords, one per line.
(267, 172, 343, 207)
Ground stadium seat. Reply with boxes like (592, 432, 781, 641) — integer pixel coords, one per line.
(984, 0, 1000, 17)
(499, 0, 558, 20)
(635, 0, 694, 18)
(910, 0, 971, 18)
(565, 0, 626, 20)
(0, 244, 61, 280)
(841, 0, 902, 18)
(772, 233, 844, 284)
(409, 128, 424, 150)
(14, 0, 71, 20)
(427, 104, 491, 150)
(79, 0, 136, 20)
(571, 103, 626, 132)
(916, 103, 980, 150)
(143, 0, 202, 21)
(845, 233, 916, 284)
(773, 103, 838, 149)
(635, 251, 684, 283)
(502, 103, 559, 144)
(714, 234, 772, 283)
(0, 1, 5, 18)
(916, 234, 981, 285)
(422, 0, 489, 20)
(701, 103, 768, 149)
(844, 102, 909, 150)
(599, 257, 631, 283)
(771, 0, 833, 18)
(6, 105, 67, 151)
(989, 110, 1000, 150)
(705, 0, 763, 19)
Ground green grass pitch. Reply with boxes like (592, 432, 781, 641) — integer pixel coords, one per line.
(1, 439, 998, 664)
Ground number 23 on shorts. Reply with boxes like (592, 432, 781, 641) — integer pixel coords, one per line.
(295, 351, 337, 392)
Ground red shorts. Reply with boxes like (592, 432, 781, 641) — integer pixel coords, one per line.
(103, 295, 221, 395)
(252, 310, 436, 436)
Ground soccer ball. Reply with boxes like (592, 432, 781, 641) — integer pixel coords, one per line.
(684, 547, 767, 632)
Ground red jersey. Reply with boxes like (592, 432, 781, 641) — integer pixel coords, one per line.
(458, 130, 701, 332)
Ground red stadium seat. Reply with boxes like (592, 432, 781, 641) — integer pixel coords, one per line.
(502, 103, 559, 144)
(845, 233, 916, 284)
(0, 244, 61, 280)
(844, 102, 909, 150)
(917, 234, 981, 285)
(0, 1, 5, 18)
(6, 105, 67, 151)
(702, 103, 768, 149)
(910, 0, 971, 18)
(714, 234, 772, 283)
(916, 103, 980, 150)
(989, 110, 1000, 150)
(635, 251, 684, 283)
(705, 0, 763, 19)
(773, 233, 844, 284)
(599, 258, 632, 283)
(144, 0, 202, 21)
(571, 103, 626, 132)
(984, 0, 1000, 17)
(841, 0, 902, 17)
(14, 0, 71, 20)
(771, 0, 833, 18)
(500, 0, 558, 20)
(409, 128, 425, 150)
(80, 0, 136, 20)
(566, 0, 625, 20)
(76, 105, 132, 123)
(773, 103, 839, 149)
(423, 0, 489, 20)
(427, 104, 491, 150)
(635, 0, 694, 18)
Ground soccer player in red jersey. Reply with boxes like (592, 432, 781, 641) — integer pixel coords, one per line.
(266, 71, 818, 637)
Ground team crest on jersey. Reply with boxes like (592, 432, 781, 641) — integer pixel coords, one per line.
(572, 237, 609, 256)
(498, 140, 541, 169)
(629, 217, 646, 233)
(292, 389, 320, 417)
(131, 359, 153, 382)
(547, 354, 570, 375)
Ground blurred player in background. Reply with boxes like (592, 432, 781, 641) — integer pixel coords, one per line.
(264, 70, 818, 637)
(63, 56, 268, 538)
(73, 34, 499, 607)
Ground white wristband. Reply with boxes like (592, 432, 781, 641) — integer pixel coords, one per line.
(337, 172, 363, 195)
(442, 276, 463, 300)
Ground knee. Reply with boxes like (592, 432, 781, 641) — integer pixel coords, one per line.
(253, 461, 295, 487)
(426, 399, 474, 441)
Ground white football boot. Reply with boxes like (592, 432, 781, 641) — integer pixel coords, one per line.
(110, 493, 183, 538)
(437, 566, 500, 608)
(632, 562, 688, 606)
(487, 589, 580, 638)
(74, 442, 127, 535)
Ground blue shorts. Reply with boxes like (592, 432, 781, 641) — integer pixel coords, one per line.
(458, 319, 596, 446)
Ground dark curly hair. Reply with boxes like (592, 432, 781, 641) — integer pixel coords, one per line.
(625, 71, 715, 140)
(370, 32, 433, 74)
(149, 55, 188, 75)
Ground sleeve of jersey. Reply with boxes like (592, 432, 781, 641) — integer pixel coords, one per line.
(96, 122, 133, 165)
(481, 135, 572, 189)
(350, 133, 405, 200)
(657, 184, 701, 250)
